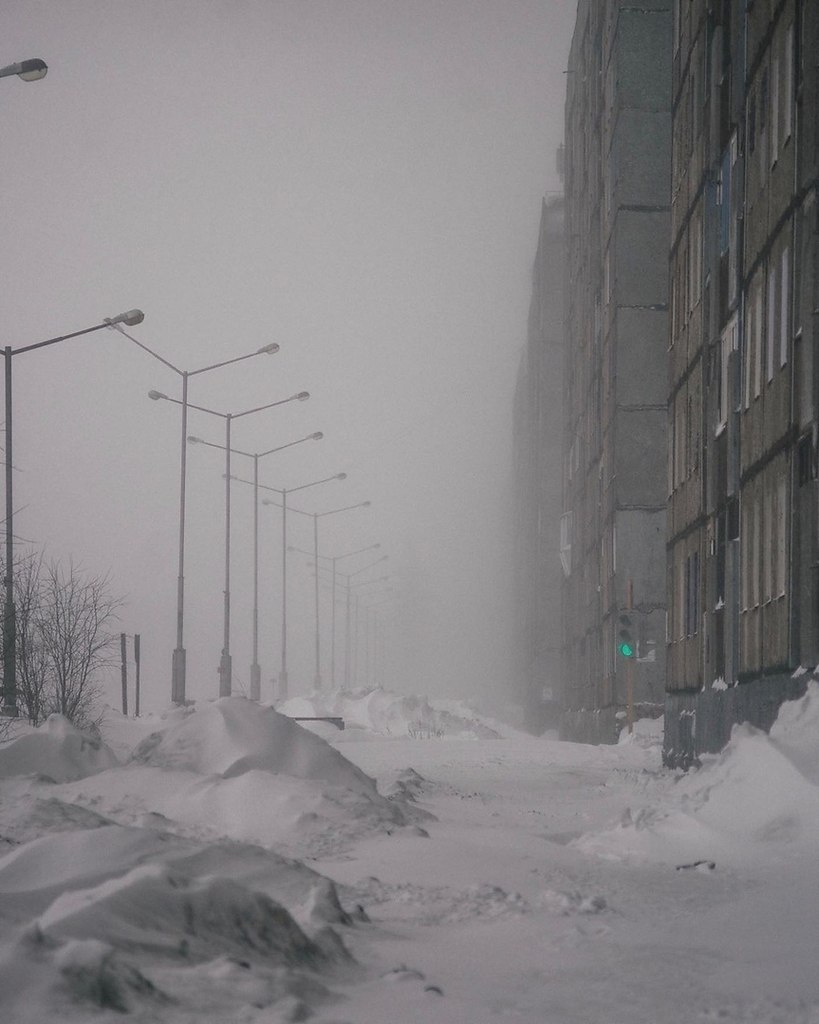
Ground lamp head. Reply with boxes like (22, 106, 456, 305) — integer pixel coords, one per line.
(310, 431, 324, 441)
(148, 390, 167, 401)
(296, 391, 310, 401)
(16, 58, 48, 81)
(362, 501, 372, 508)
(187, 436, 204, 444)
(257, 343, 280, 355)
(336, 472, 347, 481)
(107, 309, 144, 327)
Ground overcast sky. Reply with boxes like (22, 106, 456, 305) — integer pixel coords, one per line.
(2, 0, 575, 714)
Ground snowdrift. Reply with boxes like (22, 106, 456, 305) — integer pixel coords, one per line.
(0, 697, 407, 1020)
(574, 682, 819, 867)
(0, 715, 117, 782)
(279, 686, 504, 739)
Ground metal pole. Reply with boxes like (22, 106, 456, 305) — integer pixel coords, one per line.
(313, 514, 321, 690)
(280, 488, 288, 699)
(344, 576, 351, 688)
(219, 414, 232, 696)
(250, 454, 261, 700)
(171, 371, 188, 704)
(331, 557, 337, 689)
(120, 633, 128, 716)
(2, 347, 16, 716)
(353, 594, 359, 686)
(364, 608, 370, 687)
(134, 634, 141, 718)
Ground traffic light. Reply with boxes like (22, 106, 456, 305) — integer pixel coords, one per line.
(617, 613, 635, 658)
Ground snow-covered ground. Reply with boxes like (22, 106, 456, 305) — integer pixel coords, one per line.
(1, 684, 818, 1022)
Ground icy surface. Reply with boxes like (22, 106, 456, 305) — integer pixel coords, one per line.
(0, 685, 818, 1022)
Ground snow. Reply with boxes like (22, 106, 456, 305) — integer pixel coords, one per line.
(0, 686, 818, 1022)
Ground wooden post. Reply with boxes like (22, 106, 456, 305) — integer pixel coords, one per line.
(134, 634, 141, 718)
(120, 633, 128, 717)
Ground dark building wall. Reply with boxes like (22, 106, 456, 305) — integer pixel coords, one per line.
(512, 196, 565, 731)
(664, 0, 819, 767)
(562, 0, 671, 742)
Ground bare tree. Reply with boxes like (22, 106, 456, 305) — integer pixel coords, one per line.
(14, 551, 49, 726)
(0, 553, 123, 729)
(35, 560, 122, 728)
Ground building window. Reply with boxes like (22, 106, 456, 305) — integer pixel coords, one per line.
(771, 54, 780, 165)
(767, 264, 777, 383)
(780, 246, 790, 367)
(784, 23, 794, 141)
(763, 486, 773, 603)
(754, 288, 763, 398)
(717, 316, 737, 433)
(685, 551, 700, 638)
(691, 210, 702, 309)
(741, 500, 750, 612)
(560, 511, 573, 578)
(752, 493, 760, 607)
(759, 68, 769, 184)
(743, 294, 753, 410)
(776, 476, 787, 597)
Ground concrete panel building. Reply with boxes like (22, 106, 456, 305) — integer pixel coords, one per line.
(664, 0, 819, 765)
(512, 195, 565, 730)
(562, 0, 671, 742)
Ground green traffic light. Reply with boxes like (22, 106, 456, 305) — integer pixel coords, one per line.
(618, 641, 635, 658)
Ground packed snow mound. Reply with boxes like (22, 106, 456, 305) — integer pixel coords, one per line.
(770, 680, 819, 784)
(0, 715, 118, 782)
(575, 685, 819, 867)
(132, 697, 380, 797)
(36, 862, 332, 966)
(0, 814, 356, 1020)
(279, 687, 503, 739)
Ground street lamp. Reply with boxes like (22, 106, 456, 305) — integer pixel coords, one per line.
(288, 538, 378, 691)
(109, 322, 280, 705)
(260, 472, 347, 699)
(151, 389, 308, 699)
(310, 553, 388, 690)
(283, 500, 372, 691)
(0, 59, 48, 82)
(188, 426, 322, 700)
(2, 309, 145, 716)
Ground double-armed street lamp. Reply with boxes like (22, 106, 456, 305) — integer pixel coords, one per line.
(311, 553, 388, 689)
(2, 309, 145, 716)
(0, 59, 48, 82)
(106, 322, 280, 705)
(288, 538, 378, 691)
(281, 500, 372, 690)
(343, 567, 390, 688)
(150, 389, 310, 698)
(259, 473, 347, 699)
(188, 427, 322, 700)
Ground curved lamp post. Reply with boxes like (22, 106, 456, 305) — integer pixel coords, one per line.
(2, 309, 145, 716)
(151, 389, 308, 698)
(188, 426, 322, 700)
(108, 326, 280, 705)
(0, 59, 48, 82)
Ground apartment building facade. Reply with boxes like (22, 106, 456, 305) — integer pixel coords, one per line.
(664, 0, 819, 764)
(561, 0, 672, 742)
(512, 196, 565, 730)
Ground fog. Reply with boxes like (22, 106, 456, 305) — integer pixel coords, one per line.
(2, 1, 574, 716)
